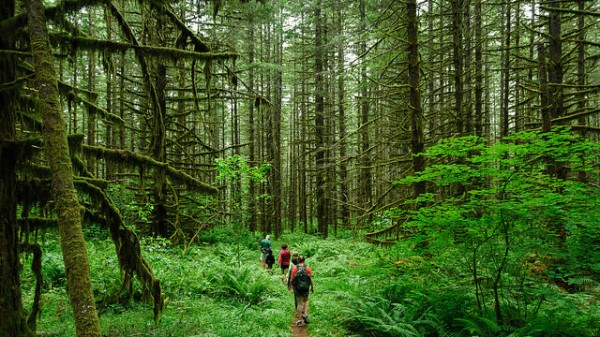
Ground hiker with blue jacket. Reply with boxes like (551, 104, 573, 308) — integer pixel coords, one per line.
(289, 256, 314, 327)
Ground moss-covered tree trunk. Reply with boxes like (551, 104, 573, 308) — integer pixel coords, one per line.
(0, 1, 34, 335)
(149, 9, 169, 238)
(26, 0, 101, 336)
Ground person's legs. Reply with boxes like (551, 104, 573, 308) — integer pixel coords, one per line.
(294, 293, 298, 312)
(259, 252, 266, 269)
(295, 294, 308, 326)
(281, 266, 289, 282)
(303, 295, 309, 316)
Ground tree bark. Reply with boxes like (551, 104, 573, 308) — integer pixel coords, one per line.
(272, 8, 283, 237)
(500, 0, 511, 137)
(315, 0, 328, 237)
(452, 0, 464, 135)
(0, 1, 34, 335)
(247, 15, 257, 232)
(26, 0, 102, 336)
(407, 0, 426, 198)
(147, 6, 169, 238)
(474, 0, 483, 137)
(359, 0, 372, 226)
(335, 0, 349, 230)
(548, 1, 563, 121)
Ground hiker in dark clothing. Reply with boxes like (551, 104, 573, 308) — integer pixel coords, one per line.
(259, 235, 271, 269)
(289, 256, 314, 327)
(265, 248, 275, 274)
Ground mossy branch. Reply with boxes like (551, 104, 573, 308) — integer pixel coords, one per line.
(82, 144, 218, 195)
(57, 81, 124, 125)
(1, 0, 106, 33)
(49, 34, 237, 61)
(146, 0, 211, 53)
(74, 179, 164, 321)
(105, 0, 162, 136)
(17, 218, 57, 229)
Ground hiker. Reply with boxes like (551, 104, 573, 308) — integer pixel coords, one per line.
(259, 235, 271, 269)
(265, 248, 275, 274)
(277, 243, 291, 282)
(287, 251, 299, 308)
(289, 255, 313, 327)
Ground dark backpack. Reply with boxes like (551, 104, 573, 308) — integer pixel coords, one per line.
(292, 266, 311, 292)
(266, 252, 275, 265)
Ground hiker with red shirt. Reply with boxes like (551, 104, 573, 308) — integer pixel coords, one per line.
(289, 256, 314, 327)
(278, 243, 291, 283)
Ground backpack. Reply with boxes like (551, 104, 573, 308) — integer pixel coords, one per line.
(292, 266, 311, 292)
(266, 252, 275, 265)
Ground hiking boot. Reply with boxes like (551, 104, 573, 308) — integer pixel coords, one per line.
(302, 314, 309, 324)
(296, 320, 303, 327)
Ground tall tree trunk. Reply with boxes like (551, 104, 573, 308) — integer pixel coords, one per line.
(300, 9, 309, 232)
(576, 0, 587, 182)
(474, 0, 483, 137)
(104, 7, 115, 179)
(0, 1, 33, 335)
(272, 8, 283, 237)
(315, 0, 328, 237)
(546, 1, 567, 247)
(548, 1, 563, 123)
(452, 0, 464, 135)
(288, 71, 298, 232)
(407, 0, 426, 199)
(359, 0, 372, 226)
(26, 0, 102, 336)
(149, 8, 169, 238)
(500, 0, 511, 137)
(463, 1, 473, 134)
(514, 1, 523, 133)
(426, 0, 438, 146)
(335, 0, 349, 230)
(247, 16, 257, 232)
(87, 8, 97, 175)
(538, 44, 551, 134)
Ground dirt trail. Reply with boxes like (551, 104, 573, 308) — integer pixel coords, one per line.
(291, 316, 309, 337)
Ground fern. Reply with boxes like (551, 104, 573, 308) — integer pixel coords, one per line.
(211, 264, 272, 305)
(341, 295, 445, 337)
(454, 316, 501, 337)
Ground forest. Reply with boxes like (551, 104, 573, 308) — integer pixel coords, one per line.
(1, 0, 599, 336)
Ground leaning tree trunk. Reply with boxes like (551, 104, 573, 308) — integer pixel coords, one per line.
(0, 1, 34, 335)
(26, 0, 102, 336)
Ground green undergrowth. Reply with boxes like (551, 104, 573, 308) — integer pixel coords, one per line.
(20, 226, 600, 337)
